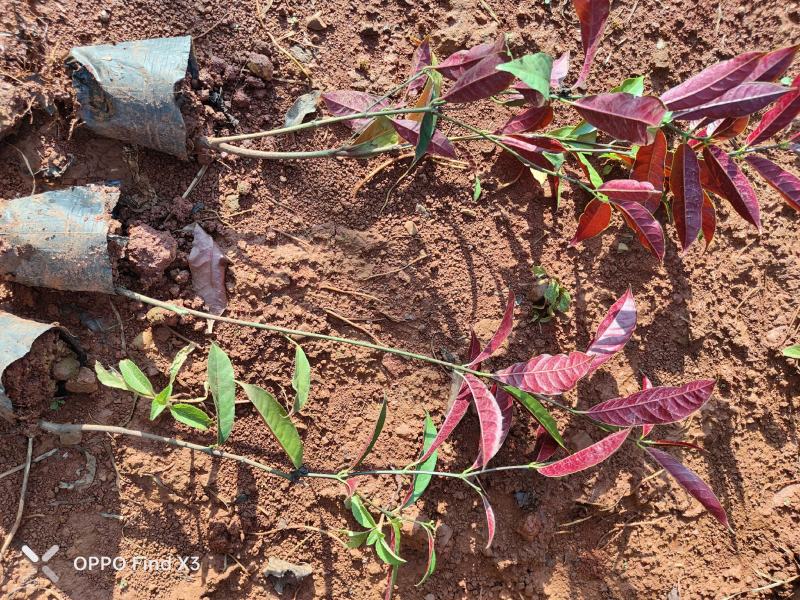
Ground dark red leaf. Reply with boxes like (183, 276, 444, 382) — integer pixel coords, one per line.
(188, 224, 228, 315)
(702, 145, 761, 229)
(645, 447, 729, 527)
(501, 134, 566, 154)
(498, 105, 554, 134)
(550, 51, 571, 88)
(416, 387, 470, 464)
(572, 93, 667, 145)
(495, 351, 595, 395)
(441, 52, 514, 103)
(586, 287, 636, 368)
(468, 330, 482, 363)
(539, 428, 631, 477)
(408, 37, 432, 96)
(586, 379, 716, 426)
(600, 179, 661, 204)
(572, 0, 610, 89)
(435, 36, 505, 81)
(698, 158, 726, 197)
(660, 51, 763, 110)
(480, 493, 496, 548)
(321, 90, 391, 129)
(463, 374, 511, 468)
(744, 154, 800, 212)
(749, 44, 799, 82)
(707, 116, 750, 139)
(745, 76, 800, 145)
(631, 129, 667, 204)
(390, 118, 457, 158)
(469, 291, 515, 366)
(570, 199, 612, 245)
(670, 143, 704, 251)
(533, 425, 560, 462)
(610, 198, 666, 261)
(673, 82, 791, 121)
(701, 192, 717, 249)
(640, 375, 654, 438)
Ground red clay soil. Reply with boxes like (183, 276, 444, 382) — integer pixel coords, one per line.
(1, 1, 799, 599)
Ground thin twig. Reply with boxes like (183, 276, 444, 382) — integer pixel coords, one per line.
(264, 30, 313, 83)
(0, 437, 33, 560)
(359, 252, 428, 282)
(0, 448, 57, 481)
(721, 575, 799, 600)
(780, 303, 800, 347)
(322, 308, 383, 345)
(194, 8, 232, 39)
(109, 300, 126, 355)
(8, 144, 36, 197)
(272, 228, 311, 249)
(319, 284, 381, 303)
(352, 153, 414, 197)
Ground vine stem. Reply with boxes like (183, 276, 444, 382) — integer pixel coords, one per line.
(729, 143, 785, 157)
(115, 287, 490, 378)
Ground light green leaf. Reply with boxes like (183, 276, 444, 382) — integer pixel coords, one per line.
(238, 382, 304, 469)
(352, 396, 388, 468)
(169, 345, 195, 386)
(403, 414, 438, 507)
(150, 384, 171, 420)
(612, 75, 645, 96)
(497, 53, 552, 101)
(366, 529, 383, 546)
(783, 344, 800, 359)
(291, 342, 311, 413)
(575, 153, 604, 188)
(375, 535, 405, 566)
(170, 403, 212, 430)
(346, 530, 371, 548)
(503, 385, 566, 449)
(94, 362, 128, 391)
(416, 527, 437, 586)
(118, 360, 155, 397)
(473, 175, 482, 202)
(349, 495, 377, 529)
(207, 343, 236, 445)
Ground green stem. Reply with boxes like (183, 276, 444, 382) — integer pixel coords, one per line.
(729, 143, 784, 157)
(665, 123, 708, 143)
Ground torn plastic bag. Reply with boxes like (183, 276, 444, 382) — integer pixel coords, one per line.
(0, 184, 120, 293)
(67, 36, 196, 159)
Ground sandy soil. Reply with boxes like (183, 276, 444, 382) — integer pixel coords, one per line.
(0, 0, 799, 599)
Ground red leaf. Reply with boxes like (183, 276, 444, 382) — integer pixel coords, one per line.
(701, 192, 717, 249)
(495, 351, 595, 395)
(345, 478, 359, 498)
(745, 76, 800, 145)
(468, 330, 482, 363)
(586, 379, 716, 426)
(435, 36, 505, 81)
(586, 287, 636, 368)
(416, 388, 470, 464)
(600, 179, 661, 204)
(572, 0, 610, 89)
(469, 291, 515, 366)
(749, 44, 799, 82)
(570, 198, 612, 245)
(632, 129, 667, 203)
(610, 198, 666, 261)
(441, 52, 514, 104)
(744, 154, 800, 212)
(539, 428, 631, 477)
(188, 224, 228, 315)
(707, 116, 750, 140)
(698, 157, 726, 197)
(670, 143, 704, 251)
(498, 105, 554, 134)
(501, 134, 566, 154)
(673, 82, 791, 121)
(463, 374, 511, 468)
(511, 81, 547, 108)
(572, 94, 667, 145)
(660, 51, 763, 110)
(702, 145, 761, 230)
(641, 375, 654, 438)
(551, 51, 571, 88)
(390, 118, 457, 159)
(645, 448, 729, 527)
(480, 493, 496, 548)
(533, 425, 559, 462)
(321, 90, 390, 129)
(408, 37, 432, 95)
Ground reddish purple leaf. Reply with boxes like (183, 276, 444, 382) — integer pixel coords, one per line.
(468, 291, 515, 366)
(441, 52, 514, 104)
(533, 425, 559, 462)
(706, 116, 750, 140)
(480, 493, 496, 548)
(600, 179, 661, 204)
(435, 36, 505, 81)
(640, 375, 654, 438)
(344, 477, 358, 498)
(539, 428, 631, 477)
(632, 129, 667, 206)
(673, 82, 791, 121)
(586, 379, 716, 426)
(645, 447, 729, 527)
(749, 44, 799, 83)
(408, 37, 433, 96)
(586, 287, 636, 368)
(188, 224, 228, 315)
(572, 93, 667, 145)
(701, 192, 717, 249)
(660, 51, 763, 110)
(463, 374, 510, 468)
(468, 330, 482, 363)
(390, 118, 457, 159)
(610, 198, 666, 261)
(497, 105, 554, 134)
(745, 76, 800, 145)
(321, 90, 391, 129)
(570, 198, 612, 245)
(511, 81, 546, 108)
(702, 145, 761, 230)
(744, 154, 800, 213)
(500, 134, 566, 154)
(572, 0, 610, 89)
(495, 351, 595, 395)
(670, 143, 704, 251)
(550, 51, 570, 88)
(416, 387, 470, 465)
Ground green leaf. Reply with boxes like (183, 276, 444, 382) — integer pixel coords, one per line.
(366, 529, 383, 546)
(783, 344, 800, 359)
(375, 535, 405, 566)
(611, 75, 645, 96)
(346, 530, 371, 548)
(576, 153, 604, 188)
(94, 362, 128, 391)
(352, 396, 388, 468)
(473, 175, 482, 201)
(118, 359, 155, 397)
(169, 345, 195, 386)
(150, 384, 171, 420)
(239, 382, 304, 469)
(497, 53, 552, 101)
(416, 527, 437, 586)
(503, 385, 566, 449)
(556, 289, 571, 313)
(403, 414, 438, 507)
(414, 109, 437, 164)
(207, 343, 236, 445)
(544, 281, 560, 304)
(290, 342, 311, 413)
(349, 495, 377, 529)
(170, 403, 212, 431)
(348, 116, 400, 156)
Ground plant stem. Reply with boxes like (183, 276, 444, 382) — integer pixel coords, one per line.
(116, 288, 490, 378)
(729, 143, 784, 157)
(38, 421, 294, 480)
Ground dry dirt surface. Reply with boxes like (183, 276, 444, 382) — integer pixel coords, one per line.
(1, 0, 799, 599)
